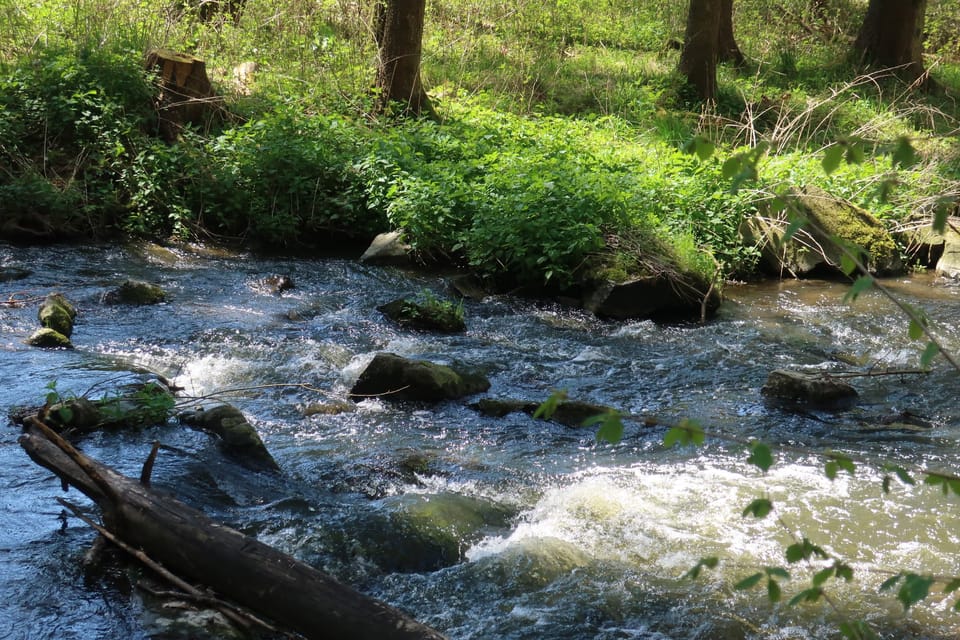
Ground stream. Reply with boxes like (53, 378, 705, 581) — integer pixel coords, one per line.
(2, 242, 960, 640)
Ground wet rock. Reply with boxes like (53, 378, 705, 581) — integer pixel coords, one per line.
(43, 383, 175, 432)
(582, 274, 719, 321)
(448, 274, 488, 301)
(350, 353, 490, 403)
(360, 492, 513, 572)
(761, 369, 858, 409)
(26, 327, 73, 348)
(0, 266, 31, 282)
(477, 536, 590, 589)
(253, 274, 295, 295)
(104, 279, 167, 305)
(302, 400, 356, 416)
(359, 231, 412, 266)
(741, 185, 903, 277)
(179, 404, 280, 471)
(470, 397, 615, 427)
(377, 297, 466, 333)
(38, 293, 76, 337)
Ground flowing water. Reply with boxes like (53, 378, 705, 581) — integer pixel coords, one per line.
(2, 242, 960, 640)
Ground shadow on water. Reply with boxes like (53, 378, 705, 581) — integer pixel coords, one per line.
(2, 243, 960, 639)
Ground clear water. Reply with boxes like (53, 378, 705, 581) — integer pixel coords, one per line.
(2, 243, 959, 639)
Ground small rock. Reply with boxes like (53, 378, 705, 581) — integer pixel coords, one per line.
(359, 231, 412, 266)
(761, 369, 858, 409)
(38, 293, 76, 337)
(26, 327, 73, 349)
(377, 297, 466, 333)
(350, 353, 490, 403)
(105, 280, 167, 305)
(179, 404, 279, 471)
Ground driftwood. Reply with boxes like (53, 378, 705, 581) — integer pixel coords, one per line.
(19, 417, 446, 640)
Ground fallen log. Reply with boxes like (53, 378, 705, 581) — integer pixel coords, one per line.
(19, 418, 446, 640)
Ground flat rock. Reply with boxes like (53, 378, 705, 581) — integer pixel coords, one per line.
(761, 369, 858, 409)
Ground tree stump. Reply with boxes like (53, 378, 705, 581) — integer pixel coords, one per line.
(145, 49, 221, 141)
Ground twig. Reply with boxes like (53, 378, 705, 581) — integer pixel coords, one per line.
(56, 498, 280, 636)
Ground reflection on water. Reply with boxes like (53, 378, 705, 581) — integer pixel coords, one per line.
(2, 243, 959, 639)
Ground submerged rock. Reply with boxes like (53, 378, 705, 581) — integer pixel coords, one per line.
(350, 353, 490, 402)
(179, 404, 280, 471)
(377, 297, 466, 333)
(104, 279, 167, 305)
(470, 397, 614, 427)
(761, 369, 858, 409)
(476, 536, 591, 590)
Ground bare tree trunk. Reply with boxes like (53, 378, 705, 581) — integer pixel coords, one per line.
(717, 0, 744, 66)
(679, 0, 721, 102)
(853, 0, 932, 88)
(374, 0, 435, 118)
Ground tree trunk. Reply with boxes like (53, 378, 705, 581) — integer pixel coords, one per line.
(679, 0, 721, 102)
(19, 419, 447, 640)
(717, 0, 744, 66)
(374, 0, 435, 118)
(853, 0, 931, 87)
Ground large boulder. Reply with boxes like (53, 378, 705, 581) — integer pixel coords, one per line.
(350, 353, 490, 402)
(582, 274, 719, 321)
(741, 186, 903, 277)
(179, 404, 279, 471)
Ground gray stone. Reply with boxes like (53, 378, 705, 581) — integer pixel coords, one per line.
(179, 404, 279, 471)
(359, 231, 412, 266)
(583, 275, 719, 321)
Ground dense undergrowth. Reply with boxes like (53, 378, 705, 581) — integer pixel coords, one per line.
(1, 0, 958, 290)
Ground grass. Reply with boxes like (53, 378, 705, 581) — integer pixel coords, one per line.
(0, 0, 958, 288)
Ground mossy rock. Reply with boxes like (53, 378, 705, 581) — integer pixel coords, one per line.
(26, 327, 73, 348)
(742, 186, 903, 277)
(179, 404, 279, 471)
(377, 297, 466, 333)
(106, 279, 167, 305)
(37, 293, 76, 337)
(350, 353, 490, 402)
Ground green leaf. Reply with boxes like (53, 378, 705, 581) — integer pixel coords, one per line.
(845, 143, 865, 165)
(920, 341, 939, 368)
(836, 563, 854, 582)
(721, 156, 742, 180)
(882, 475, 891, 493)
(683, 556, 719, 580)
(908, 319, 924, 340)
(813, 567, 835, 587)
(533, 390, 567, 420)
(822, 145, 844, 175)
(933, 197, 954, 233)
(943, 578, 960, 594)
(781, 216, 806, 243)
(897, 573, 934, 610)
(839, 620, 878, 640)
(840, 253, 857, 276)
(742, 497, 773, 519)
(892, 136, 917, 169)
(825, 460, 839, 480)
(767, 578, 782, 603)
(844, 275, 874, 303)
(893, 466, 916, 486)
(587, 411, 624, 445)
(766, 567, 790, 580)
(747, 442, 773, 472)
(735, 572, 764, 590)
(788, 587, 823, 606)
(925, 474, 948, 494)
(663, 426, 686, 448)
(879, 574, 902, 592)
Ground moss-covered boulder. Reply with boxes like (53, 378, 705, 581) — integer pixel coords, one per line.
(105, 279, 167, 305)
(582, 273, 720, 321)
(350, 353, 490, 402)
(474, 536, 591, 590)
(377, 297, 466, 333)
(37, 293, 76, 337)
(761, 369, 858, 410)
(43, 383, 176, 432)
(742, 185, 904, 277)
(26, 327, 73, 348)
(179, 404, 279, 471)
